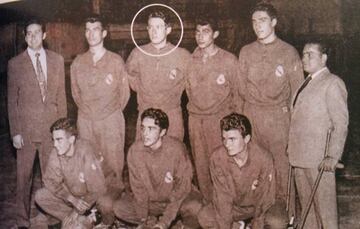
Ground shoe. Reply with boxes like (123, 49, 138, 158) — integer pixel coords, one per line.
(171, 220, 184, 229)
(30, 213, 48, 229)
(93, 222, 111, 229)
(232, 221, 245, 229)
(112, 219, 130, 229)
(48, 222, 61, 229)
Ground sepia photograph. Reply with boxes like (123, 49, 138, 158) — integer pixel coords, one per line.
(0, 0, 359, 228)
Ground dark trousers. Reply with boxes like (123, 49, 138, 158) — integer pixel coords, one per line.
(16, 138, 51, 227)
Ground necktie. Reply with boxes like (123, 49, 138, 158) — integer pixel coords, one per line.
(293, 75, 312, 107)
(35, 53, 46, 102)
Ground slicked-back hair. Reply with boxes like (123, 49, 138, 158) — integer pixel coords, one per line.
(195, 16, 219, 32)
(305, 40, 329, 56)
(251, 2, 278, 20)
(24, 18, 46, 35)
(148, 10, 170, 26)
(141, 108, 169, 131)
(50, 118, 78, 137)
(220, 113, 252, 138)
(85, 13, 107, 30)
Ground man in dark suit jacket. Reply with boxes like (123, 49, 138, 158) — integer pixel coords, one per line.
(7, 19, 67, 228)
(288, 41, 348, 229)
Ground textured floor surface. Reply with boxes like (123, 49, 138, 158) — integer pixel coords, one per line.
(1, 136, 359, 229)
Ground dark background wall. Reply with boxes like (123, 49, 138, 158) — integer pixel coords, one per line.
(0, 0, 359, 175)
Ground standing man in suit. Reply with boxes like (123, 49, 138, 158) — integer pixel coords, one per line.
(7, 19, 67, 228)
(126, 10, 190, 140)
(288, 41, 348, 229)
(238, 3, 303, 226)
(70, 14, 130, 226)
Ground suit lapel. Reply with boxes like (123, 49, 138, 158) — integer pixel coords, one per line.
(303, 69, 329, 94)
(21, 51, 46, 102)
(22, 51, 38, 79)
(45, 50, 54, 102)
(291, 69, 329, 110)
(291, 76, 310, 109)
(45, 50, 59, 104)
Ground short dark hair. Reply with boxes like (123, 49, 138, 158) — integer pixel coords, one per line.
(141, 108, 169, 131)
(85, 13, 107, 30)
(305, 40, 329, 56)
(220, 113, 252, 138)
(251, 2, 277, 20)
(50, 118, 78, 137)
(24, 18, 46, 35)
(195, 16, 218, 32)
(148, 10, 170, 26)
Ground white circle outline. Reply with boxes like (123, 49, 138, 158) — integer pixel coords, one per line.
(130, 3, 184, 57)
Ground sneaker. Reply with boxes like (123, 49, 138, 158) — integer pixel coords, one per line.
(112, 219, 128, 229)
(232, 221, 245, 229)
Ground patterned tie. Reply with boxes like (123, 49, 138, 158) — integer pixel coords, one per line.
(35, 53, 46, 102)
(293, 75, 312, 107)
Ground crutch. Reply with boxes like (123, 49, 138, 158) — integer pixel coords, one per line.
(296, 127, 333, 229)
(286, 163, 293, 213)
(286, 163, 295, 228)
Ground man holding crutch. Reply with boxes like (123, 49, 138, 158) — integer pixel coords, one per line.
(288, 41, 349, 229)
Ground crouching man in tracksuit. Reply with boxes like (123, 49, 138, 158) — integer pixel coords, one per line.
(198, 113, 275, 229)
(113, 108, 202, 228)
(35, 118, 107, 228)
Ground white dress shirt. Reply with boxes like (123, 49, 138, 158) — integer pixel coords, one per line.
(309, 67, 328, 80)
(27, 47, 47, 82)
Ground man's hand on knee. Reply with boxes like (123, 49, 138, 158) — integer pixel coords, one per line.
(67, 195, 91, 214)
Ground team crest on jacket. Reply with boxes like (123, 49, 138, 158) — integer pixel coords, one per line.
(105, 74, 114, 85)
(79, 172, 85, 183)
(275, 65, 285, 78)
(216, 74, 226, 85)
(169, 69, 177, 80)
(91, 163, 97, 170)
(251, 179, 259, 190)
(164, 171, 174, 183)
(282, 106, 289, 113)
(98, 152, 104, 162)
